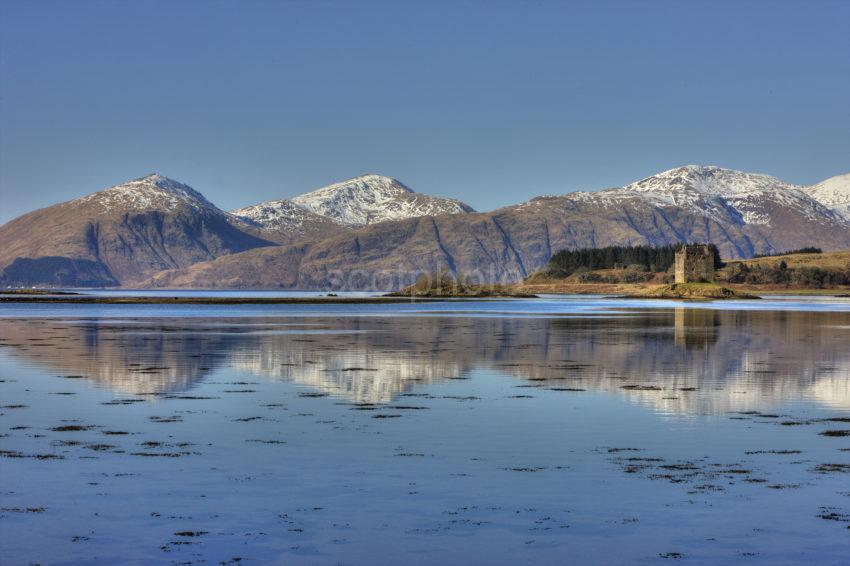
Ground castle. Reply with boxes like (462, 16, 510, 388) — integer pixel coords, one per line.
(674, 245, 715, 284)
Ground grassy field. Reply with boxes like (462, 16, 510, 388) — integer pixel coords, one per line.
(723, 250, 850, 270)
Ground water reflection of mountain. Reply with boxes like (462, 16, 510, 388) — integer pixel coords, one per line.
(0, 319, 239, 395)
(0, 310, 848, 412)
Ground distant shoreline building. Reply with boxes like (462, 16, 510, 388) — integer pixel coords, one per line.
(674, 245, 715, 284)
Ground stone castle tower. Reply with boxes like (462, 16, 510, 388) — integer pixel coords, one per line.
(674, 245, 715, 284)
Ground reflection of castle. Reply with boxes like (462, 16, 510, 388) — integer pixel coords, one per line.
(1, 309, 848, 412)
(674, 307, 718, 348)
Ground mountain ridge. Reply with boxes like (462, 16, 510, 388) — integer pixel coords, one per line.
(2, 166, 849, 288)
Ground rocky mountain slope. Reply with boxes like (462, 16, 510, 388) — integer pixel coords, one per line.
(145, 166, 850, 290)
(290, 174, 474, 225)
(0, 174, 272, 286)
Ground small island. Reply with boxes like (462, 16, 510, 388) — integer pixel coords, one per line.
(624, 282, 758, 300)
(386, 270, 537, 298)
(619, 245, 757, 299)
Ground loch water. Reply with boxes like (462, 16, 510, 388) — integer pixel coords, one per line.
(1, 296, 849, 564)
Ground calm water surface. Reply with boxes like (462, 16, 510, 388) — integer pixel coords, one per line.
(1, 297, 849, 564)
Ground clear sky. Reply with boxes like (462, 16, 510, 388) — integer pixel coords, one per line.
(1, 0, 848, 223)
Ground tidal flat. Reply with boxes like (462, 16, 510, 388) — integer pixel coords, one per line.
(0, 296, 849, 564)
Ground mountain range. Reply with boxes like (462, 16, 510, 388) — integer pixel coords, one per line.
(1, 166, 849, 289)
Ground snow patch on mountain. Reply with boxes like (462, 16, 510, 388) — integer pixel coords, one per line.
(291, 174, 474, 226)
(625, 165, 795, 196)
(231, 199, 343, 233)
(805, 173, 850, 220)
(566, 165, 843, 227)
(75, 174, 217, 214)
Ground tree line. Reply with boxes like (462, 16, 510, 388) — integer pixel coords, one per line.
(752, 247, 822, 259)
(543, 243, 720, 278)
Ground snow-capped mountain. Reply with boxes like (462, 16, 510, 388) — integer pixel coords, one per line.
(74, 173, 220, 213)
(625, 165, 797, 196)
(4, 166, 850, 289)
(578, 165, 844, 227)
(230, 199, 349, 244)
(290, 174, 474, 226)
(148, 165, 850, 290)
(804, 173, 850, 220)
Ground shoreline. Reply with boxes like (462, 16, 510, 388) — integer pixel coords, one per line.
(0, 295, 538, 305)
(0, 296, 425, 305)
(3, 283, 848, 305)
(515, 283, 850, 297)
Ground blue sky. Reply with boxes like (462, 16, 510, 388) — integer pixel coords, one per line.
(1, 0, 848, 223)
